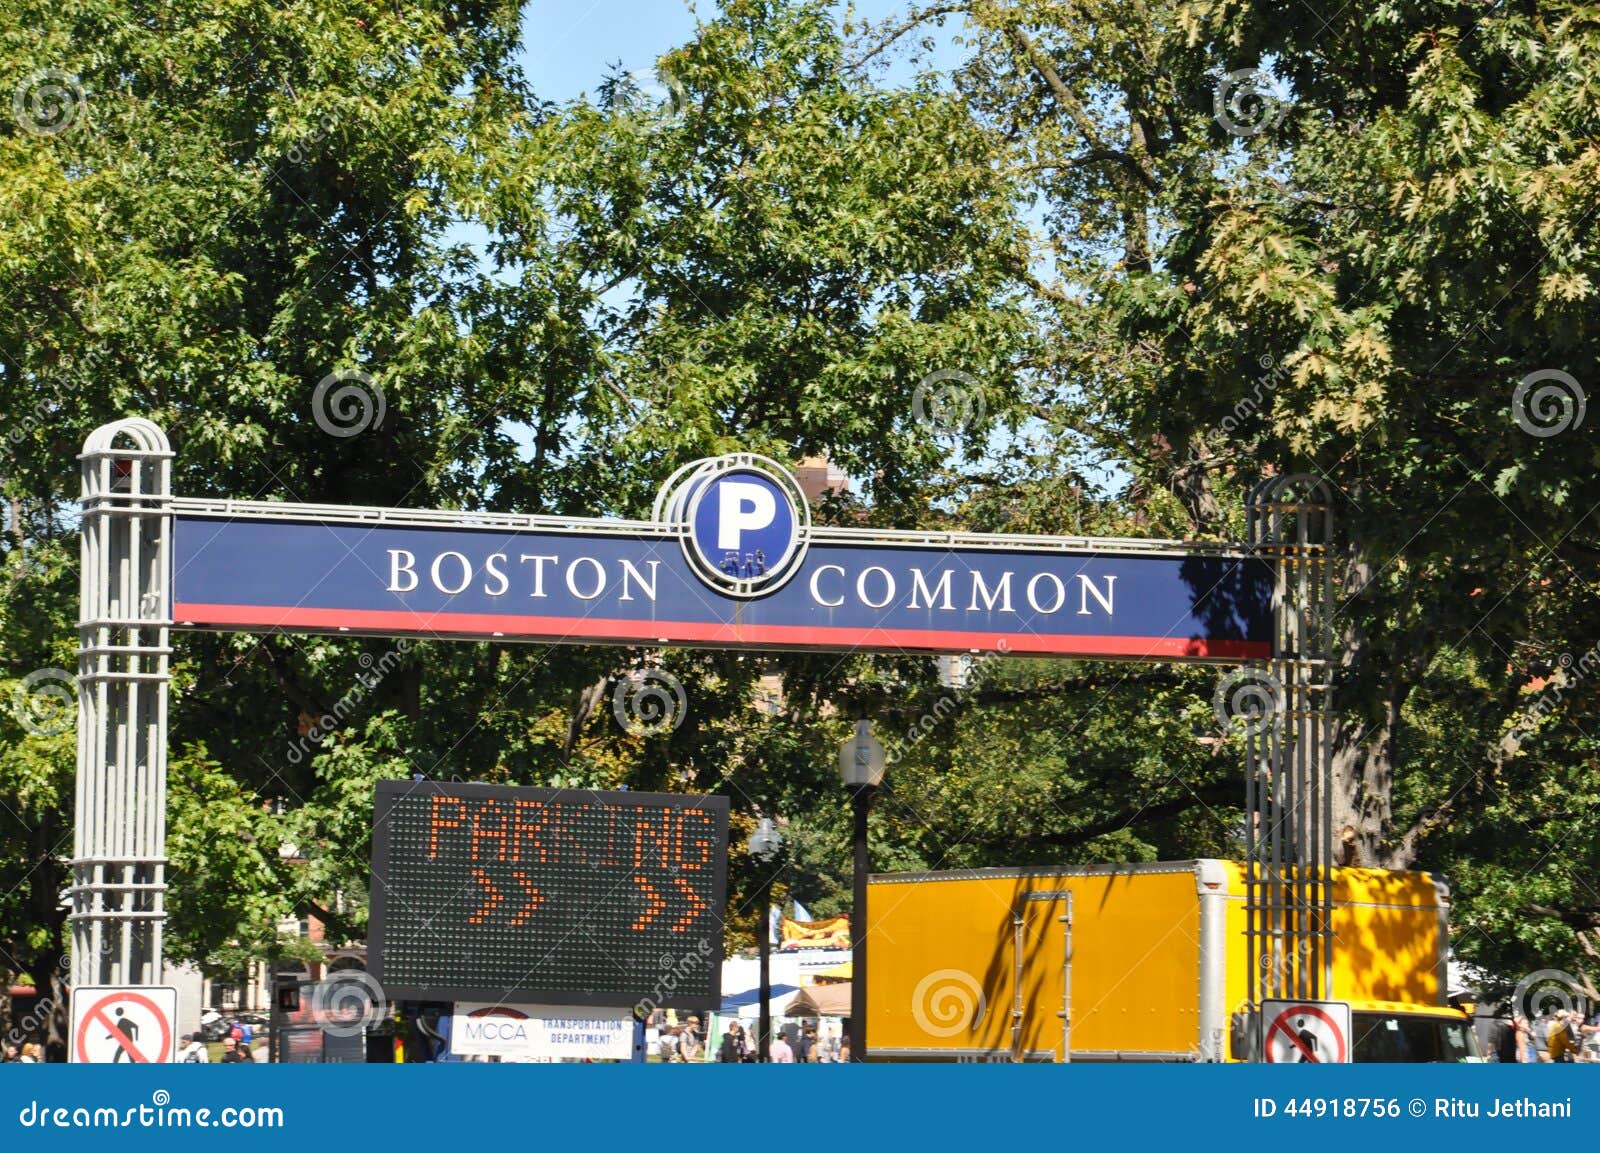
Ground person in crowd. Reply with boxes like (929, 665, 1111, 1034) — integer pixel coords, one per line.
(1583, 1012, 1600, 1062)
(1545, 1010, 1581, 1063)
(20, 1042, 42, 1063)
(796, 1023, 817, 1063)
(1561, 1009, 1594, 1063)
(838, 1034, 852, 1063)
(2, 1042, 19, 1062)
(219, 1036, 248, 1063)
(657, 1023, 681, 1062)
(679, 1017, 704, 1062)
(717, 1021, 749, 1063)
(769, 1029, 795, 1063)
(1530, 1010, 1555, 1061)
(1512, 1015, 1534, 1063)
(178, 1032, 210, 1063)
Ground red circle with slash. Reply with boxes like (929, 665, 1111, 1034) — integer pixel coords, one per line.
(75, 990, 173, 1064)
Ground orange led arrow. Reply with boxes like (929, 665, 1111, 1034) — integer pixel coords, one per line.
(671, 875, 707, 932)
(507, 869, 545, 926)
(467, 868, 505, 924)
(632, 874, 667, 930)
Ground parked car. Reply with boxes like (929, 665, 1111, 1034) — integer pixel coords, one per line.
(200, 1012, 270, 1043)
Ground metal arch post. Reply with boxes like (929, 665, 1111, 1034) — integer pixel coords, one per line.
(1244, 475, 1333, 1022)
(73, 419, 174, 988)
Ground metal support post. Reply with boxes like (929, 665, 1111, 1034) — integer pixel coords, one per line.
(72, 419, 173, 988)
(1244, 474, 1333, 1023)
(849, 784, 875, 1062)
(757, 877, 773, 1063)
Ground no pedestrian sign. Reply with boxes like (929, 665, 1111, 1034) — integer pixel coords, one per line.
(1261, 999, 1351, 1064)
(69, 986, 178, 1064)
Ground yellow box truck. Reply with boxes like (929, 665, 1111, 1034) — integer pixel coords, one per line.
(866, 859, 1479, 1062)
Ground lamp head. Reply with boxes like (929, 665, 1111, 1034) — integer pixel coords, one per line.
(747, 816, 784, 861)
(838, 719, 886, 789)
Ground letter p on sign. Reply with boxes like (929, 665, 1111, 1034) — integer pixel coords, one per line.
(717, 481, 776, 549)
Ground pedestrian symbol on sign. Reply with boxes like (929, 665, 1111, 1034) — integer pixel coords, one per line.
(1292, 1017, 1317, 1061)
(106, 1006, 140, 1061)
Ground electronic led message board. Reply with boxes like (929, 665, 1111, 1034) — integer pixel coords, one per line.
(368, 781, 728, 1007)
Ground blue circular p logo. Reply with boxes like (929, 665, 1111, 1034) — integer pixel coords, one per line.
(658, 456, 811, 598)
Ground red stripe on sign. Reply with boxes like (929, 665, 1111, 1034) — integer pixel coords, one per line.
(172, 603, 1269, 660)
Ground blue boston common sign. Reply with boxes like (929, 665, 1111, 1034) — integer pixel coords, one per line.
(169, 454, 1272, 661)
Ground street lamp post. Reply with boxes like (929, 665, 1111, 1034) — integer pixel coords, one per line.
(838, 719, 886, 1063)
(746, 816, 784, 1063)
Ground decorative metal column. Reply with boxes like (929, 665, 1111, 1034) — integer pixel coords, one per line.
(72, 419, 173, 987)
(1244, 474, 1334, 1015)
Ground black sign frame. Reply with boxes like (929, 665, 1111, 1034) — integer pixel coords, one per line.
(368, 780, 729, 1007)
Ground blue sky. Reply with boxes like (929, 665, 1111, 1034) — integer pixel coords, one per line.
(521, 2, 701, 102)
(519, 1, 957, 102)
